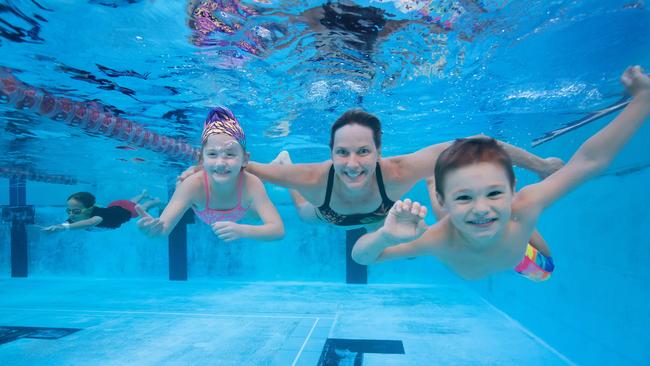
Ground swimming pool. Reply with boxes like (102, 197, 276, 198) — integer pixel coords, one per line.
(1, 1, 649, 365)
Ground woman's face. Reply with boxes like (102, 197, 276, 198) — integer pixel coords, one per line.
(331, 123, 380, 190)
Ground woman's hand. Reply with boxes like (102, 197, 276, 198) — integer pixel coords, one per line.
(537, 157, 565, 179)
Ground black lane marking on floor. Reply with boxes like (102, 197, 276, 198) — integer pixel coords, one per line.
(0, 326, 81, 345)
(318, 338, 405, 366)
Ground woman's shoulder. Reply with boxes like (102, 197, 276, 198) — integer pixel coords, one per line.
(297, 160, 332, 183)
(379, 158, 410, 184)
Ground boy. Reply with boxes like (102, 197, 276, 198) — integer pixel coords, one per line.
(351, 65, 650, 281)
(43, 190, 160, 232)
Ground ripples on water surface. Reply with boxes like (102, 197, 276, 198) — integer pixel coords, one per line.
(0, 0, 648, 184)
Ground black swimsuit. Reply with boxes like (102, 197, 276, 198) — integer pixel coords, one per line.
(316, 163, 395, 226)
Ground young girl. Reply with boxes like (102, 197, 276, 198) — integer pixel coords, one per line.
(42, 190, 161, 232)
(136, 107, 284, 242)
(351, 65, 650, 281)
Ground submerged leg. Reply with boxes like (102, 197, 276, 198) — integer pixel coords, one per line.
(129, 189, 149, 203)
(138, 197, 162, 212)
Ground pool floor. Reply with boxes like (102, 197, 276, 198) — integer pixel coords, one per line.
(0, 278, 573, 365)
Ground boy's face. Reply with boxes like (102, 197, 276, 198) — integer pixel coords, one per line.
(440, 162, 514, 243)
(66, 198, 92, 222)
(331, 123, 381, 190)
(202, 133, 248, 183)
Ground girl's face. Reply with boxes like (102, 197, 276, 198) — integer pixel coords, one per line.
(202, 133, 248, 183)
(66, 198, 91, 222)
(331, 124, 380, 190)
(440, 162, 514, 245)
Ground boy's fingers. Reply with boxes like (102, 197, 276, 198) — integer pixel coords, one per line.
(411, 202, 421, 215)
(419, 206, 428, 218)
(403, 198, 412, 208)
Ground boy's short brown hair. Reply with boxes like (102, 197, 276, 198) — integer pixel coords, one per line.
(434, 137, 515, 198)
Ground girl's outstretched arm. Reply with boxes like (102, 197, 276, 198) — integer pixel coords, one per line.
(137, 175, 196, 237)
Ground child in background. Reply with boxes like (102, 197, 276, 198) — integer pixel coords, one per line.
(42, 190, 161, 232)
(351, 65, 650, 281)
(136, 107, 284, 242)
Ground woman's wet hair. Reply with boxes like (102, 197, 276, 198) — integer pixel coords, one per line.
(434, 137, 515, 199)
(330, 109, 382, 149)
(68, 192, 96, 208)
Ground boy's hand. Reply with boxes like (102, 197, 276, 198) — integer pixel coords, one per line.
(381, 199, 428, 243)
(622, 65, 650, 99)
(211, 221, 246, 242)
(538, 157, 565, 179)
(42, 225, 66, 233)
(135, 205, 164, 236)
(176, 165, 202, 187)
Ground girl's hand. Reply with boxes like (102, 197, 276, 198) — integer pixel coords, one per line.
(622, 65, 650, 99)
(211, 221, 246, 242)
(135, 205, 164, 237)
(381, 199, 428, 243)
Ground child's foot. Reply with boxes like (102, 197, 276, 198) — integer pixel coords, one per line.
(141, 189, 149, 200)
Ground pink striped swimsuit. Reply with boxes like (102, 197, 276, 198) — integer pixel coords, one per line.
(193, 170, 248, 224)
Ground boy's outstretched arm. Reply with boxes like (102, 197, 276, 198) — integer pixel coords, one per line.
(351, 199, 429, 265)
(522, 66, 650, 209)
(42, 216, 103, 232)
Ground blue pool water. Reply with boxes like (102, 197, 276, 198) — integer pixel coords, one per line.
(1, 0, 649, 365)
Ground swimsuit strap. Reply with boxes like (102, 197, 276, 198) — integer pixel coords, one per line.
(203, 169, 244, 210)
(375, 163, 391, 203)
(320, 163, 390, 208)
(320, 164, 336, 209)
(202, 169, 212, 209)
(235, 172, 244, 209)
